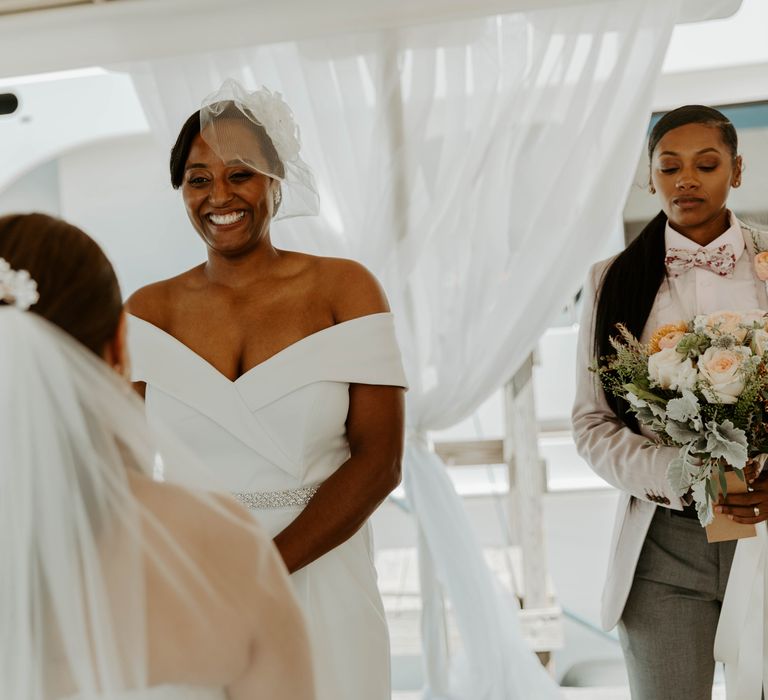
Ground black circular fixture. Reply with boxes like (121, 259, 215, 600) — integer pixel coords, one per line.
(0, 93, 19, 116)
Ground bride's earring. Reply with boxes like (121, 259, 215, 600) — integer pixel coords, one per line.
(649, 184, 656, 195)
(273, 188, 282, 211)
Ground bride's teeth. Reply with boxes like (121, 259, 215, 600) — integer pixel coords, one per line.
(209, 211, 244, 225)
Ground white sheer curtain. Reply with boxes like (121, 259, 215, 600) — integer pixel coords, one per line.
(126, 1, 685, 696)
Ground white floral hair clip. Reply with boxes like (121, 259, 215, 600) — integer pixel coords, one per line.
(241, 86, 302, 166)
(203, 80, 302, 169)
(0, 258, 39, 311)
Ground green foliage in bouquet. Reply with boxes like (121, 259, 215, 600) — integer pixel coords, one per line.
(592, 311, 768, 525)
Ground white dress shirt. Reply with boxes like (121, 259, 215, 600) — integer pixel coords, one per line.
(656, 211, 760, 331)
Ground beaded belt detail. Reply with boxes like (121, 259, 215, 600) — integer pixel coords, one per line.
(233, 484, 320, 510)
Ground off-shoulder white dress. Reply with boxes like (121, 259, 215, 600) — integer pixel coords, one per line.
(128, 312, 408, 700)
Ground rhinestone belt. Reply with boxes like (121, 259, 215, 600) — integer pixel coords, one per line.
(233, 484, 320, 510)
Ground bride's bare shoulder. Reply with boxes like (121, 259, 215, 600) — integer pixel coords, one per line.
(306, 255, 390, 322)
(125, 266, 205, 329)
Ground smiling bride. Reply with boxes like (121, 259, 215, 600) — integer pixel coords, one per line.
(126, 79, 408, 700)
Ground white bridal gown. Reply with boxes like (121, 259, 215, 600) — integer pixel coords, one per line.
(128, 312, 408, 700)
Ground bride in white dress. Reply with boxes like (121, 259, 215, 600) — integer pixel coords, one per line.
(0, 213, 315, 700)
(127, 80, 407, 700)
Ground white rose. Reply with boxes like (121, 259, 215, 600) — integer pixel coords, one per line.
(648, 348, 698, 391)
(752, 329, 768, 357)
(675, 360, 699, 391)
(698, 346, 750, 404)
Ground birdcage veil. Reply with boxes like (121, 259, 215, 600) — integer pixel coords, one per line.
(200, 79, 319, 221)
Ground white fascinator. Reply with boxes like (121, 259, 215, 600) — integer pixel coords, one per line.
(200, 79, 319, 220)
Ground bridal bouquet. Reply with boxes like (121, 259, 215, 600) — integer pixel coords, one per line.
(595, 310, 768, 526)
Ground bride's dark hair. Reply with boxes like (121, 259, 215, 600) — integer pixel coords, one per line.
(594, 105, 738, 431)
(0, 213, 123, 355)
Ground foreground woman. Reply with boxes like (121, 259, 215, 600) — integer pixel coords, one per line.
(127, 80, 407, 700)
(0, 213, 314, 700)
(573, 105, 768, 699)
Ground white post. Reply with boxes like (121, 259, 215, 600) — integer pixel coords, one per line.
(504, 354, 548, 610)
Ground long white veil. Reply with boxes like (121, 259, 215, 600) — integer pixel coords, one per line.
(0, 306, 220, 700)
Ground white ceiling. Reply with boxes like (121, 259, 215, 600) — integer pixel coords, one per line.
(0, 0, 755, 201)
(654, 0, 768, 109)
(0, 0, 742, 80)
(0, 0, 100, 14)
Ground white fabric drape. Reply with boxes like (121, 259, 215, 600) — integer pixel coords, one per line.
(126, 1, 685, 696)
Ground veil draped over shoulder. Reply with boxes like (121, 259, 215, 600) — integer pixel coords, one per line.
(0, 307, 227, 700)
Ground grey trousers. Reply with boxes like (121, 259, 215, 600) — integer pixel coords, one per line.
(618, 507, 736, 700)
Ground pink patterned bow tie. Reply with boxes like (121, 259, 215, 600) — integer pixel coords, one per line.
(665, 244, 737, 278)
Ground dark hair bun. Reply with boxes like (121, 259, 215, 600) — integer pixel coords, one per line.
(0, 213, 122, 355)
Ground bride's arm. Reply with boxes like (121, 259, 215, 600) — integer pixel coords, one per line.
(275, 383, 404, 573)
(273, 259, 405, 573)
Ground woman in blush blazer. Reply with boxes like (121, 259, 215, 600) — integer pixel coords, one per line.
(573, 105, 768, 700)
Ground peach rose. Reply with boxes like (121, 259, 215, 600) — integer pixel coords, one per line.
(648, 322, 688, 354)
(658, 331, 686, 351)
(755, 251, 768, 281)
(704, 311, 748, 342)
(698, 346, 749, 403)
(740, 309, 768, 327)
